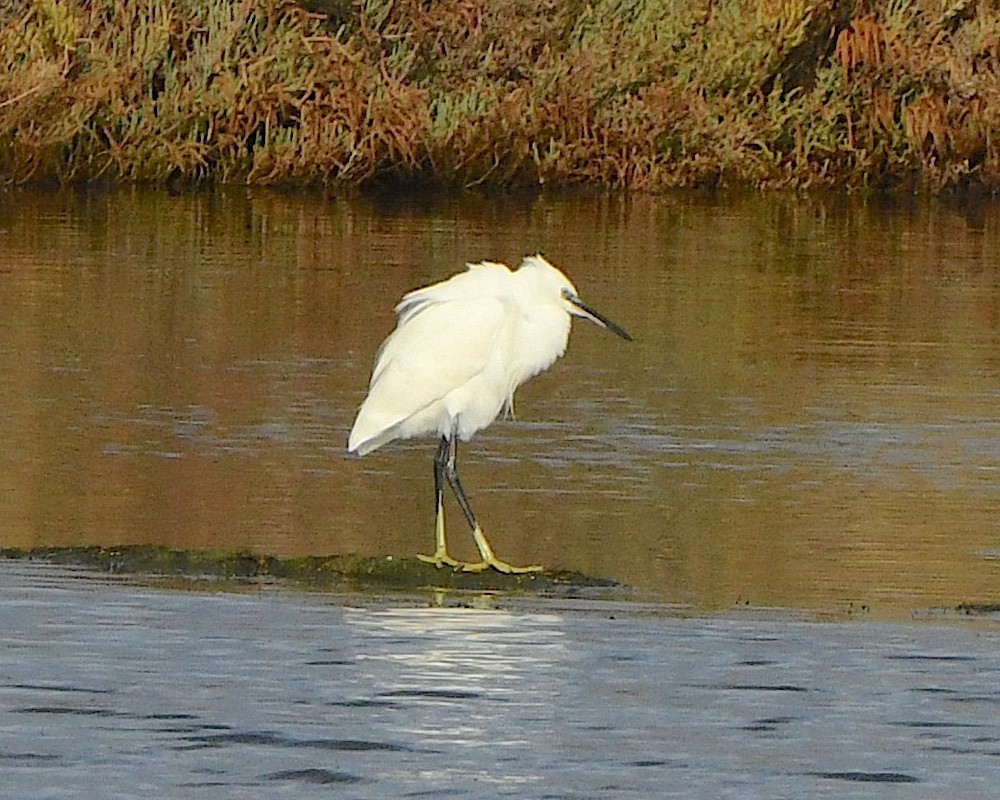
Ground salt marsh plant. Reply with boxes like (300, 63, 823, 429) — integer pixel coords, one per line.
(0, 0, 997, 192)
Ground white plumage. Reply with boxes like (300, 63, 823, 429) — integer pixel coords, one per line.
(348, 254, 631, 573)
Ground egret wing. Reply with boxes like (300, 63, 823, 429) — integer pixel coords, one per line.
(393, 261, 512, 329)
(348, 295, 508, 454)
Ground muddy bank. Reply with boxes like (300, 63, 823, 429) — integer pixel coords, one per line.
(4, 546, 1000, 622)
(0, 545, 623, 597)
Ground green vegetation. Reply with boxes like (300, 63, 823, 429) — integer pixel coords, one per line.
(1, 0, 998, 193)
(0, 545, 620, 594)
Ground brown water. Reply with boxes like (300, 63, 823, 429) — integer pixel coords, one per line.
(2, 189, 1000, 617)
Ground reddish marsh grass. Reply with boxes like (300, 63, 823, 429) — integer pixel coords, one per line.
(0, 0, 997, 193)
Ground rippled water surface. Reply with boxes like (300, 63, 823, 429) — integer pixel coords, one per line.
(3, 190, 1000, 616)
(3, 562, 1000, 799)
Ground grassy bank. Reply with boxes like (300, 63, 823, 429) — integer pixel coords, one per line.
(1, 0, 998, 193)
(0, 545, 621, 594)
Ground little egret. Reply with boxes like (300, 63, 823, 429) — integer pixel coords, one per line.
(347, 254, 632, 574)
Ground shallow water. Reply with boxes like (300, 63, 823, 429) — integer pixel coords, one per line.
(3, 190, 1000, 616)
(3, 561, 999, 799)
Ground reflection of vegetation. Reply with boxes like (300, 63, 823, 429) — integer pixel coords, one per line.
(0, 546, 620, 594)
(0, 1, 998, 192)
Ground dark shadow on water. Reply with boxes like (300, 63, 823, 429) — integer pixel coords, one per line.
(713, 684, 811, 693)
(0, 752, 61, 764)
(885, 654, 979, 662)
(742, 716, 799, 732)
(182, 731, 413, 752)
(326, 698, 399, 709)
(266, 768, 365, 785)
(379, 688, 483, 700)
(808, 771, 921, 784)
(11, 684, 113, 695)
(13, 707, 119, 717)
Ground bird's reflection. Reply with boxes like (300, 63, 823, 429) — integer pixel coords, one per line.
(345, 606, 566, 751)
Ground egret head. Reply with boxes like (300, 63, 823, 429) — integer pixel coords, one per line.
(519, 254, 633, 341)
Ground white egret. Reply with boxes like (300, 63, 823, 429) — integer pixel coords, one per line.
(347, 254, 631, 574)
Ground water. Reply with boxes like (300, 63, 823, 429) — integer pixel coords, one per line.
(2, 190, 1000, 616)
(3, 561, 999, 799)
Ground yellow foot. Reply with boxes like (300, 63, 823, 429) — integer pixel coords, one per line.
(417, 551, 465, 569)
(418, 552, 542, 574)
(460, 557, 544, 575)
(466, 524, 544, 574)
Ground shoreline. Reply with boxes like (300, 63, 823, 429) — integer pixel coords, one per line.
(4, 545, 999, 624)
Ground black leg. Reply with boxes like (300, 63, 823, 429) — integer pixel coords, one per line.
(424, 435, 543, 574)
(441, 437, 479, 531)
(433, 436, 448, 519)
(418, 437, 463, 569)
